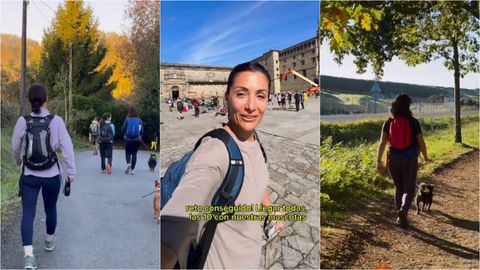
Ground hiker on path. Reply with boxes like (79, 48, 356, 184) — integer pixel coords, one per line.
(161, 62, 284, 269)
(89, 117, 100, 155)
(376, 93, 429, 229)
(12, 84, 76, 270)
(98, 113, 115, 174)
(122, 106, 144, 175)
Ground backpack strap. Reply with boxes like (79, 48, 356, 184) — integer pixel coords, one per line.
(253, 130, 267, 163)
(191, 128, 245, 269)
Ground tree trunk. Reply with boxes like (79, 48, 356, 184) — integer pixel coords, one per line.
(452, 40, 462, 143)
(69, 43, 74, 134)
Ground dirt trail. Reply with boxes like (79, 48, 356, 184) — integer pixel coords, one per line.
(321, 150, 479, 269)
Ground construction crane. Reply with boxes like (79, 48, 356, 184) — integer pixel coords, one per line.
(279, 68, 319, 94)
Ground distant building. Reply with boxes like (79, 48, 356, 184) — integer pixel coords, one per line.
(160, 63, 231, 99)
(251, 36, 319, 94)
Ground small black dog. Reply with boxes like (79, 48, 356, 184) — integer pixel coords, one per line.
(148, 153, 157, 172)
(416, 183, 435, 214)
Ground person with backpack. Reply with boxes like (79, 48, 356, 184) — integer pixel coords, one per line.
(122, 106, 144, 175)
(89, 117, 100, 155)
(376, 94, 429, 229)
(177, 99, 184, 120)
(161, 62, 284, 269)
(11, 84, 76, 270)
(98, 112, 115, 174)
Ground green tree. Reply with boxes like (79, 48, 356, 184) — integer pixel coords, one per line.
(124, 0, 159, 141)
(321, 1, 480, 143)
(38, 0, 114, 131)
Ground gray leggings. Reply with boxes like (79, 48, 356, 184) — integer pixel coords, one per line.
(388, 151, 418, 214)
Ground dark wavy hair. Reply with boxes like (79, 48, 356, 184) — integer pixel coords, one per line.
(226, 62, 271, 94)
(128, 106, 138, 117)
(390, 94, 412, 117)
(28, 84, 48, 113)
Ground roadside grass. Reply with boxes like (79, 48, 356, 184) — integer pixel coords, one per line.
(321, 116, 479, 222)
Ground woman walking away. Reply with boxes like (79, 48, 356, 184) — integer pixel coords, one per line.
(12, 84, 76, 269)
(377, 94, 429, 229)
(122, 106, 144, 175)
(98, 113, 115, 174)
(89, 116, 100, 155)
(161, 62, 284, 269)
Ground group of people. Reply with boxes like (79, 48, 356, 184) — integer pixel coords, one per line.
(275, 91, 308, 111)
(89, 107, 148, 175)
(11, 84, 155, 269)
(173, 96, 222, 119)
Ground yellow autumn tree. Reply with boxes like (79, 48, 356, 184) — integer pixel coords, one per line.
(0, 34, 42, 77)
(97, 32, 133, 99)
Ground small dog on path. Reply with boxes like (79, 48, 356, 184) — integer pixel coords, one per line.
(416, 182, 435, 214)
(148, 153, 157, 172)
(154, 180, 160, 223)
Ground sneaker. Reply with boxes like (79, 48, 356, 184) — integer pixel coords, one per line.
(125, 164, 131, 174)
(397, 210, 409, 230)
(24, 255, 37, 270)
(101, 170, 106, 173)
(106, 164, 112, 175)
(130, 170, 135, 175)
(45, 236, 55, 251)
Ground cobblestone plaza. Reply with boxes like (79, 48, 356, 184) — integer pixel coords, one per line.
(160, 99, 320, 269)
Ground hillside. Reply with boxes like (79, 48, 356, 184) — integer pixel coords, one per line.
(321, 75, 479, 100)
(0, 33, 41, 75)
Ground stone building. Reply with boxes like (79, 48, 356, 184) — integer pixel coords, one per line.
(160, 63, 231, 99)
(251, 36, 319, 94)
(160, 36, 319, 98)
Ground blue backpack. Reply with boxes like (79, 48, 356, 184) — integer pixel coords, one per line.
(126, 117, 140, 138)
(161, 128, 266, 269)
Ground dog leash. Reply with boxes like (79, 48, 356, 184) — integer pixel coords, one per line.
(142, 190, 159, 198)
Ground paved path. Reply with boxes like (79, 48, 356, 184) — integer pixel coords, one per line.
(1, 150, 160, 269)
(160, 99, 320, 269)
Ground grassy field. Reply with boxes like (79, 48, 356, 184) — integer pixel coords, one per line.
(1, 127, 89, 219)
(320, 115, 479, 221)
(321, 91, 394, 114)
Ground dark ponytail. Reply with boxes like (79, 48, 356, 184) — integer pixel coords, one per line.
(28, 84, 48, 114)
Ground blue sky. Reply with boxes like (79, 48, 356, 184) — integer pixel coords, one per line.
(161, 1, 319, 66)
(1, 0, 127, 42)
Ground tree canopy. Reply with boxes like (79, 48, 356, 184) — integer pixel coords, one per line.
(38, 0, 114, 100)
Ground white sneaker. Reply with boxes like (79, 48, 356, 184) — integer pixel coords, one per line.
(130, 170, 135, 175)
(125, 164, 131, 174)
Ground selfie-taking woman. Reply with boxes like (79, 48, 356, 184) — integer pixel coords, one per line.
(161, 62, 283, 269)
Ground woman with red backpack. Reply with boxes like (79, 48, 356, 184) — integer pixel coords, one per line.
(122, 106, 144, 175)
(376, 94, 429, 229)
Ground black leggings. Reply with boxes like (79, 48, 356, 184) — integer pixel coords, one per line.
(99, 143, 113, 170)
(21, 174, 61, 246)
(125, 140, 141, 170)
(388, 152, 418, 215)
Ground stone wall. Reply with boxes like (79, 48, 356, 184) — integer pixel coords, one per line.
(160, 63, 231, 99)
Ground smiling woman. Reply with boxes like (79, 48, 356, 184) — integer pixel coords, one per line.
(224, 62, 271, 141)
(161, 62, 285, 269)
